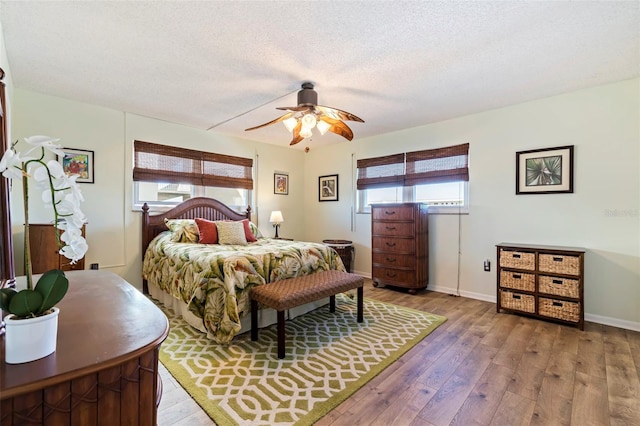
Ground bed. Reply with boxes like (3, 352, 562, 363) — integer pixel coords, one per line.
(141, 197, 346, 344)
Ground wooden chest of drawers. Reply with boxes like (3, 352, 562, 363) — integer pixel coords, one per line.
(371, 203, 429, 294)
(496, 243, 585, 329)
(28, 224, 86, 274)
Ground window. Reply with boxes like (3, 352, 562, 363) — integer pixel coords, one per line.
(133, 140, 253, 211)
(357, 143, 469, 214)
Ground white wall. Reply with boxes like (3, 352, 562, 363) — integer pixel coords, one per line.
(9, 89, 306, 288)
(303, 78, 640, 329)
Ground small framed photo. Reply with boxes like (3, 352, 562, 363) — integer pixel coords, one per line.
(274, 172, 288, 195)
(319, 174, 339, 202)
(58, 148, 94, 184)
(516, 145, 573, 194)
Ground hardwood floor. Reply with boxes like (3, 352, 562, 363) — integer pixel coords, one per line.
(157, 281, 640, 426)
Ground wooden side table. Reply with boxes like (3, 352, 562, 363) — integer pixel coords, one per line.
(0, 270, 169, 425)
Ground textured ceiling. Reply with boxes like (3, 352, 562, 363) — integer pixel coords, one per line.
(1, 1, 638, 150)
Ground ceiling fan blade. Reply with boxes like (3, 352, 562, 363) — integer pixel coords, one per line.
(244, 112, 293, 131)
(276, 106, 312, 112)
(289, 121, 304, 145)
(316, 105, 364, 123)
(319, 117, 354, 141)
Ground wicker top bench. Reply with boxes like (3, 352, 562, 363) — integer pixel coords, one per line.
(250, 270, 364, 358)
(250, 270, 364, 311)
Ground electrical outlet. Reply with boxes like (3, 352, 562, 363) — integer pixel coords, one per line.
(483, 259, 491, 272)
(90, 263, 99, 270)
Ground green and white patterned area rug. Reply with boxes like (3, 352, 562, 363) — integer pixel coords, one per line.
(159, 296, 446, 426)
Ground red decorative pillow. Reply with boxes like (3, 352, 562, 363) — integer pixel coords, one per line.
(240, 219, 257, 242)
(195, 218, 218, 244)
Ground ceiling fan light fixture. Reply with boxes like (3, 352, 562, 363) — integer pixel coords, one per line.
(300, 126, 313, 138)
(283, 116, 298, 132)
(316, 119, 331, 135)
(301, 113, 317, 129)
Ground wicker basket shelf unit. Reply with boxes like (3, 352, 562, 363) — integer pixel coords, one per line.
(496, 243, 585, 330)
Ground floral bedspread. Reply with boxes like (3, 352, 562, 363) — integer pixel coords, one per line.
(142, 232, 345, 344)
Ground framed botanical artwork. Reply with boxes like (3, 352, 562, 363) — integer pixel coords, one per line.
(516, 145, 573, 194)
(319, 174, 339, 202)
(274, 172, 288, 195)
(57, 148, 94, 184)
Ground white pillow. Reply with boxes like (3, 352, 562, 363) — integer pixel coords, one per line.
(216, 221, 248, 245)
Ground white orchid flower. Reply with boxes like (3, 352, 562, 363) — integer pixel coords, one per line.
(24, 135, 65, 157)
(59, 234, 88, 263)
(0, 149, 25, 180)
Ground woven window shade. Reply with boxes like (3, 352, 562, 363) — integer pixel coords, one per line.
(133, 140, 253, 189)
(356, 153, 405, 190)
(405, 143, 469, 186)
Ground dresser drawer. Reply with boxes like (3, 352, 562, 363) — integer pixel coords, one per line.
(499, 270, 535, 292)
(372, 206, 414, 221)
(372, 252, 415, 268)
(372, 221, 414, 237)
(538, 275, 580, 298)
(539, 297, 581, 323)
(539, 254, 581, 276)
(499, 290, 535, 314)
(373, 267, 415, 286)
(499, 249, 535, 271)
(372, 237, 415, 253)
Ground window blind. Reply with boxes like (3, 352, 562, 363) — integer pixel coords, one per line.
(356, 143, 469, 189)
(356, 153, 405, 190)
(405, 143, 469, 186)
(133, 140, 253, 190)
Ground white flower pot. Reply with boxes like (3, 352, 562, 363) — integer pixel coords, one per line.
(4, 307, 60, 364)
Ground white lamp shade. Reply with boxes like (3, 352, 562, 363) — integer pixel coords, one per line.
(283, 117, 298, 132)
(301, 113, 317, 129)
(269, 210, 284, 224)
(300, 126, 313, 138)
(316, 119, 331, 135)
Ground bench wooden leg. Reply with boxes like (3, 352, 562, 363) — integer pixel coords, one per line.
(251, 299, 258, 341)
(277, 310, 286, 359)
(357, 286, 363, 322)
(330, 295, 336, 312)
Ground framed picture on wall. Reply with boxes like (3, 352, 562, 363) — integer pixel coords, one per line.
(516, 145, 574, 194)
(319, 174, 339, 202)
(57, 148, 94, 184)
(274, 172, 288, 195)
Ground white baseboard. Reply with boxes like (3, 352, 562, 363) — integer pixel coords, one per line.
(425, 284, 640, 332)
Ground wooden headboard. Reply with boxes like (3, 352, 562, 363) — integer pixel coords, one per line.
(141, 197, 251, 294)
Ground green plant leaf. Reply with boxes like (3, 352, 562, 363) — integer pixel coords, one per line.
(8, 290, 44, 317)
(35, 270, 69, 312)
(0, 288, 17, 312)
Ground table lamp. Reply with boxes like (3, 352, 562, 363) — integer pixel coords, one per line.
(269, 211, 284, 238)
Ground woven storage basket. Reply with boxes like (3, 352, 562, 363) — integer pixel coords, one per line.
(500, 271, 535, 292)
(539, 254, 580, 275)
(499, 249, 535, 270)
(538, 275, 580, 298)
(538, 297, 580, 323)
(500, 290, 535, 313)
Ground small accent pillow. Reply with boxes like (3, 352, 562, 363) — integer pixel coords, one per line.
(216, 221, 248, 245)
(164, 218, 199, 243)
(248, 221, 262, 239)
(195, 218, 218, 244)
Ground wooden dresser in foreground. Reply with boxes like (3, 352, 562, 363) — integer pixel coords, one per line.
(1, 270, 169, 425)
(371, 203, 429, 294)
(496, 243, 585, 330)
(28, 224, 86, 273)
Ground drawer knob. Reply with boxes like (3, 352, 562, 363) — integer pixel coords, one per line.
(386, 242, 396, 247)
(552, 301, 563, 307)
(386, 257, 397, 262)
(386, 272, 397, 277)
(512, 274, 521, 279)
(553, 257, 563, 262)
(385, 226, 396, 230)
(384, 211, 396, 215)
(513, 254, 521, 259)
(552, 279, 563, 285)
(512, 294, 521, 300)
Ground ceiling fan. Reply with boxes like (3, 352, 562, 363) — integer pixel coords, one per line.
(245, 82, 364, 146)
